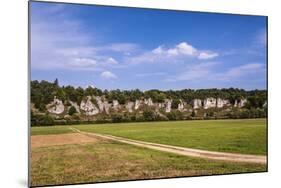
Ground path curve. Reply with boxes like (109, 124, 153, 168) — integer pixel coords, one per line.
(70, 127, 266, 164)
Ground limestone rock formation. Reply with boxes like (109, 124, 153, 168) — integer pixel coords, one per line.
(158, 103, 165, 108)
(165, 99, 172, 113)
(223, 99, 231, 106)
(104, 102, 111, 114)
(238, 99, 247, 107)
(234, 99, 247, 108)
(126, 102, 134, 113)
(46, 96, 65, 114)
(216, 98, 224, 108)
(193, 99, 202, 109)
(95, 96, 104, 111)
(178, 100, 184, 111)
(80, 96, 99, 116)
(135, 99, 142, 110)
(144, 98, 153, 106)
(216, 98, 230, 108)
(234, 100, 238, 107)
(203, 97, 216, 109)
(95, 96, 111, 114)
(112, 100, 120, 111)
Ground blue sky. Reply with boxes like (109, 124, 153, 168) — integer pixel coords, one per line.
(30, 2, 267, 90)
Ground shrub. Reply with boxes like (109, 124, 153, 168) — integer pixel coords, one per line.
(191, 110, 196, 117)
(171, 99, 181, 109)
(111, 113, 123, 123)
(167, 110, 183, 120)
(143, 108, 156, 121)
(42, 114, 55, 125)
(68, 106, 77, 116)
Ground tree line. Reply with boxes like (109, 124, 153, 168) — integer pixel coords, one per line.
(31, 79, 267, 112)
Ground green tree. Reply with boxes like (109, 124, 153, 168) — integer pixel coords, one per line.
(171, 99, 181, 109)
(191, 110, 196, 117)
(143, 108, 156, 121)
(68, 106, 77, 116)
(54, 78, 59, 87)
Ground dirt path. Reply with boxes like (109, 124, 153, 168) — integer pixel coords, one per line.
(70, 128, 266, 164)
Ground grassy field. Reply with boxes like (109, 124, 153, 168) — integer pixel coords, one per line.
(31, 119, 267, 155)
(68, 119, 267, 155)
(31, 138, 266, 187)
(31, 119, 267, 186)
(31, 126, 74, 135)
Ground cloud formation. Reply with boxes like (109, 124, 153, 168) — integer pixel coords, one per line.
(31, 14, 128, 72)
(165, 62, 265, 83)
(198, 51, 219, 60)
(100, 71, 117, 79)
(128, 42, 218, 65)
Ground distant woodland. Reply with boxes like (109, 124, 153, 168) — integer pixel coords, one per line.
(31, 79, 267, 126)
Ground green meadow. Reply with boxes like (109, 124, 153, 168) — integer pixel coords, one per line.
(31, 119, 267, 186)
(32, 119, 266, 155)
(72, 119, 266, 155)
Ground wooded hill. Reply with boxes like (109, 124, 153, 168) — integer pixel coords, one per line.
(31, 79, 267, 126)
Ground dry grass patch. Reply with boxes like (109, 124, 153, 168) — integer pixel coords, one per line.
(31, 140, 266, 187)
(31, 133, 101, 148)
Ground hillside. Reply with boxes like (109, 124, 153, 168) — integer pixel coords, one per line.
(31, 79, 267, 126)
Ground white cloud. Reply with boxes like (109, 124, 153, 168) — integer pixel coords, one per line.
(152, 46, 164, 54)
(106, 57, 118, 64)
(135, 72, 166, 77)
(198, 51, 219, 60)
(105, 43, 139, 53)
(165, 62, 219, 82)
(152, 42, 197, 56)
(129, 42, 218, 65)
(216, 63, 265, 81)
(100, 71, 117, 79)
(165, 62, 265, 83)
(175, 42, 197, 56)
(71, 58, 97, 67)
(31, 14, 128, 72)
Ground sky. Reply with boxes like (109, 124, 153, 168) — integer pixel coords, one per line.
(30, 1, 267, 90)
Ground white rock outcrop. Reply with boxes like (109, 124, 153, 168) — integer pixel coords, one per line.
(178, 100, 184, 111)
(193, 99, 202, 109)
(234, 99, 247, 108)
(95, 96, 104, 111)
(47, 96, 65, 114)
(234, 100, 238, 107)
(204, 97, 216, 109)
(135, 99, 142, 110)
(80, 96, 99, 116)
(223, 99, 231, 106)
(94, 96, 111, 114)
(165, 99, 172, 113)
(216, 98, 224, 108)
(144, 98, 153, 106)
(126, 102, 134, 113)
(112, 100, 120, 111)
(216, 98, 230, 108)
(103, 102, 111, 114)
(158, 103, 165, 108)
(238, 99, 247, 107)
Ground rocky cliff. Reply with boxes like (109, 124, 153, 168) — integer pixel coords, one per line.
(45, 95, 249, 117)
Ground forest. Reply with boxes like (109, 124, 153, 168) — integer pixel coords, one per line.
(31, 79, 267, 126)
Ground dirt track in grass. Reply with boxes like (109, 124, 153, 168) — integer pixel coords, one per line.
(31, 133, 100, 148)
(70, 127, 267, 164)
